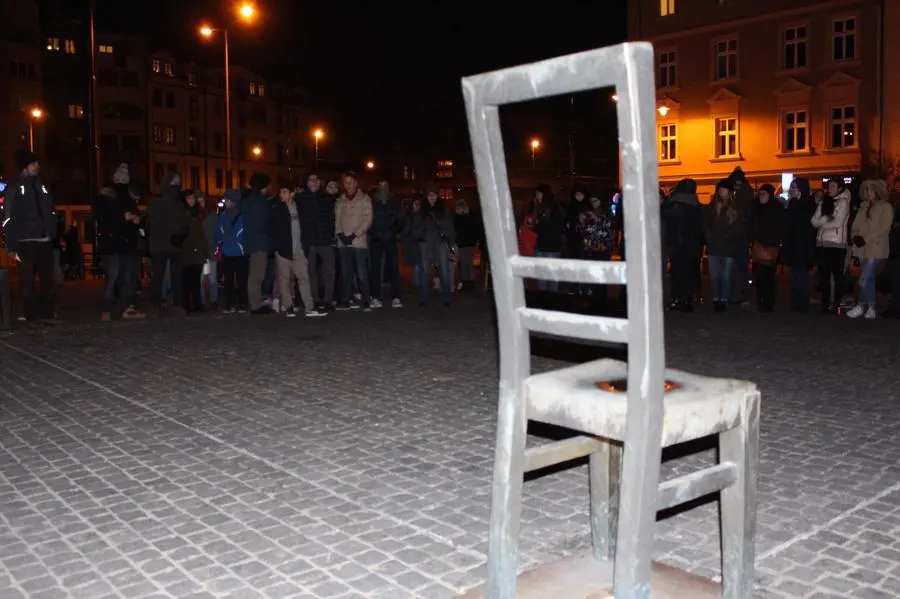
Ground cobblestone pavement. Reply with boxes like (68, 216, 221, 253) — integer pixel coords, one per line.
(0, 293, 898, 599)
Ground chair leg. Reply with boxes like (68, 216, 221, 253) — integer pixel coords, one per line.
(719, 392, 760, 599)
(485, 391, 528, 599)
(589, 440, 621, 561)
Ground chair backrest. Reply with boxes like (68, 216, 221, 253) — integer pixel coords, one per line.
(462, 43, 666, 590)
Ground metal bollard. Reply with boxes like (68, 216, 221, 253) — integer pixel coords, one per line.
(0, 267, 12, 330)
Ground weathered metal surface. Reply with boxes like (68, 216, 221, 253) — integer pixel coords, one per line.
(509, 255, 628, 285)
(523, 435, 605, 473)
(657, 462, 737, 512)
(518, 308, 629, 344)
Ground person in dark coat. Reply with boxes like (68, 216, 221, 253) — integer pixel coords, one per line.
(751, 184, 785, 313)
(2, 149, 58, 321)
(401, 198, 423, 293)
(728, 166, 754, 305)
(532, 184, 566, 292)
(241, 173, 273, 313)
(783, 177, 817, 312)
(368, 178, 405, 307)
(703, 179, 748, 312)
(146, 170, 188, 309)
(412, 189, 455, 307)
(181, 193, 209, 314)
(662, 178, 702, 312)
(453, 199, 482, 292)
(296, 172, 336, 312)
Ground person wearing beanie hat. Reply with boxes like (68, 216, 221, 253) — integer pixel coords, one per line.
(703, 179, 748, 312)
(750, 183, 785, 313)
(3, 148, 57, 321)
(215, 189, 249, 313)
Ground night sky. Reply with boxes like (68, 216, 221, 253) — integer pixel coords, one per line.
(49, 0, 627, 165)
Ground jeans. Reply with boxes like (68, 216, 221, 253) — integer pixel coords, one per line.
(16, 240, 55, 321)
(411, 263, 425, 292)
(536, 250, 561, 291)
(419, 243, 452, 305)
(202, 259, 218, 306)
(307, 245, 336, 305)
(221, 256, 249, 310)
(788, 263, 811, 310)
(339, 247, 370, 305)
(857, 258, 882, 308)
(708, 255, 734, 302)
(369, 239, 401, 300)
(182, 264, 204, 312)
(151, 252, 183, 308)
(101, 253, 137, 312)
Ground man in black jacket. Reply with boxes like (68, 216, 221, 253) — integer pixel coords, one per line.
(369, 178, 405, 308)
(2, 150, 57, 321)
(296, 172, 336, 312)
(94, 163, 145, 321)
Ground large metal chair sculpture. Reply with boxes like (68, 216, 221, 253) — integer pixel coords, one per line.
(459, 42, 761, 599)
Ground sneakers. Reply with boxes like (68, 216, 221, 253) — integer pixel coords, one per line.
(864, 307, 877, 320)
(370, 298, 383, 309)
(223, 307, 236, 314)
(272, 298, 281, 313)
(362, 303, 372, 312)
(286, 307, 297, 318)
(846, 305, 865, 319)
(122, 307, 146, 320)
(391, 298, 403, 308)
(305, 309, 326, 318)
(335, 303, 351, 311)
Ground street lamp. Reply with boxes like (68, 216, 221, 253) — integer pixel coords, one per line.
(365, 160, 375, 170)
(251, 145, 262, 157)
(658, 105, 670, 117)
(611, 93, 619, 103)
(198, 4, 257, 188)
(312, 128, 324, 165)
(530, 138, 541, 168)
(28, 107, 43, 152)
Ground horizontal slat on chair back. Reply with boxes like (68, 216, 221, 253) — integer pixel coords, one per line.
(517, 307, 629, 344)
(509, 256, 626, 285)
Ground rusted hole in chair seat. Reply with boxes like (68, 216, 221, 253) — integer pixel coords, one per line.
(595, 378, 681, 393)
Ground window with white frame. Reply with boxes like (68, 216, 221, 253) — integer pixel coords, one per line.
(64, 39, 75, 54)
(164, 126, 176, 145)
(258, 84, 265, 97)
(46, 38, 60, 51)
(714, 39, 738, 80)
(98, 45, 113, 54)
(151, 59, 160, 73)
(782, 110, 808, 153)
(658, 51, 676, 88)
(783, 26, 808, 69)
(249, 82, 257, 95)
(829, 106, 856, 148)
(832, 17, 856, 61)
(152, 124, 162, 143)
(714, 117, 738, 158)
(660, 0, 675, 17)
(163, 62, 174, 76)
(659, 123, 677, 162)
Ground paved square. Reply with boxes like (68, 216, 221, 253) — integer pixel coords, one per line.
(0, 296, 898, 598)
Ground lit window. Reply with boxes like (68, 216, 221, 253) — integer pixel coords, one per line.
(152, 124, 162, 143)
(660, 0, 675, 17)
(659, 123, 677, 162)
(782, 110, 808, 153)
(258, 84, 265, 97)
(46, 38, 60, 51)
(151, 59, 161, 73)
(714, 38, 738, 80)
(714, 117, 738, 158)
(829, 106, 856, 148)
(249, 82, 256, 95)
(832, 17, 856, 61)
(98, 45, 114, 54)
(783, 26, 808, 70)
(658, 51, 677, 88)
(163, 62, 174, 76)
(164, 126, 176, 145)
(67, 104, 84, 119)
(64, 39, 75, 54)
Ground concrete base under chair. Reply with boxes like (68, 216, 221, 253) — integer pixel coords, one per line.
(457, 550, 749, 598)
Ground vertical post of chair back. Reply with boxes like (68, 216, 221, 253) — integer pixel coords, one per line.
(613, 43, 667, 597)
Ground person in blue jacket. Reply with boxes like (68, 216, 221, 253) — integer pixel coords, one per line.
(215, 189, 248, 313)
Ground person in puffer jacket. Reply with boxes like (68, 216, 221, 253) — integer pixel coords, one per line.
(215, 190, 248, 313)
(811, 176, 851, 313)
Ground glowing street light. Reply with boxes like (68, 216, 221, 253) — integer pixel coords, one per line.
(251, 145, 262, 157)
(530, 138, 541, 168)
(238, 2, 255, 21)
(313, 128, 324, 165)
(658, 105, 670, 117)
(611, 93, 619, 103)
(28, 107, 43, 152)
(365, 160, 376, 170)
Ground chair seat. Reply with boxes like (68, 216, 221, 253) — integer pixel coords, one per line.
(524, 359, 758, 447)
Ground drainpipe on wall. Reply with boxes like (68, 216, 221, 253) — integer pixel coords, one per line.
(876, 0, 885, 173)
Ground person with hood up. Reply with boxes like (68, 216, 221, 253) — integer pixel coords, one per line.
(750, 184, 785, 313)
(146, 170, 188, 309)
(2, 149, 58, 321)
(296, 172, 336, 313)
(94, 163, 144, 321)
(241, 172, 274, 314)
(531, 183, 566, 292)
(334, 171, 373, 311)
(783, 178, 817, 312)
(703, 179, 746, 312)
(368, 177, 405, 308)
(727, 167, 754, 306)
(811, 176, 851, 314)
(216, 190, 248, 313)
(662, 178, 702, 312)
(845, 179, 893, 319)
(412, 187, 456, 307)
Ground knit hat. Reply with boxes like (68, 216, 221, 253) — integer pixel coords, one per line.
(222, 189, 241, 204)
(113, 163, 130, 185)
(758, 183, 776, 199)
(15, 149, 38, 172)
(715, 178, 734, 193)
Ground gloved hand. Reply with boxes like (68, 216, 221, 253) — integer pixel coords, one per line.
(345, 234, 356, 245)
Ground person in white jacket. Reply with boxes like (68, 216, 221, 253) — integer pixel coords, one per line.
(811, 177, 851, 314)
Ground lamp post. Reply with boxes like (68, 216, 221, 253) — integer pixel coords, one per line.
(365, 160, 375, 171)
(199, 3, 256, 188)
(27, 107, 43, 152)
(530, 138, 541, 168)
(251, 145, 262, 157)
(313, 128, 324, 166)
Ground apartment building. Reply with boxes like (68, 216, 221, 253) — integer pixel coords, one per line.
(628, 0, 893, 197)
